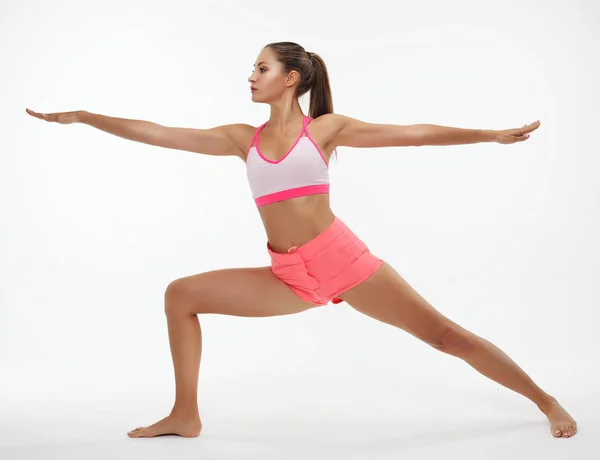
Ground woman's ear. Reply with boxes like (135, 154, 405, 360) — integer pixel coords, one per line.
(285, 70, 300, 88)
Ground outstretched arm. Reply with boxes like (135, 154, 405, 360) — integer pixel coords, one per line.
(328, 114, 541, 149)
(26, 108, 252, 159)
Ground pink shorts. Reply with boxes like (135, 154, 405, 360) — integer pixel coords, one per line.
(267, 217, 384, 306)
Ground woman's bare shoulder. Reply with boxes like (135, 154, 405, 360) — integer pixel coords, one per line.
(308, 113, 347, 147)
(222, 123, 258, 158)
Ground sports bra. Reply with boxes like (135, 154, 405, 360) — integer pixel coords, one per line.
(246, 115, 330, 207)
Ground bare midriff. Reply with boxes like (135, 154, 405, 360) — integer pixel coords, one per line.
(257, 193, 335, 254)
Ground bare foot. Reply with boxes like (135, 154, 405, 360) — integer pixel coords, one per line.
(540, 397, 577, 438)
(127, 414, 202, 438)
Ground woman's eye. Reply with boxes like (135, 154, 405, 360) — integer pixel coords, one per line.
(260, 68, 266, 72)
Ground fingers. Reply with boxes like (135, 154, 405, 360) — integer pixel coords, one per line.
(497, 120, 541, 144)
(506, 132, 531, 143)
(26, 108, 53, 122)
(499, 132, 530, 144)
(26, 108, 46, 120)
(514, 120, 541, 135)
(26, 108, 42, 119)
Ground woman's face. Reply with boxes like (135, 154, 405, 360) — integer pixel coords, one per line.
(248, 48, 292, 103)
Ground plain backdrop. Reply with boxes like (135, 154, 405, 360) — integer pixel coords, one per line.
(1, 0, 598, 458)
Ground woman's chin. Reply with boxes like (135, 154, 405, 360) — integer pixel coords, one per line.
(251, 92, 267, 103)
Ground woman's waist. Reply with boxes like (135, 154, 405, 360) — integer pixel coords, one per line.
(259, 196, 336, 253)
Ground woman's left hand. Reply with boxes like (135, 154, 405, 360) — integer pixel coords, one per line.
(495, 120, 541, 144)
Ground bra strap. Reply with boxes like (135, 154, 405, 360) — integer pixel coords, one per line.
(248, 122, 266, 150)
(301, 115, 312, 136)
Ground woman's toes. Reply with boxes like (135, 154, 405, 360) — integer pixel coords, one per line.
(128, 427, 143, 437)
(556, 423, 578, 438)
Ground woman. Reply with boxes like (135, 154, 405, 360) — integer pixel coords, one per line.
(26, 41, 577, 439)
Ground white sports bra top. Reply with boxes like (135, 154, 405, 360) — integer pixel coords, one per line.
(245, 115, 330, 207)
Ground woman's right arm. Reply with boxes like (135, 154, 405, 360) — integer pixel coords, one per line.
(26, 108, 252, 159)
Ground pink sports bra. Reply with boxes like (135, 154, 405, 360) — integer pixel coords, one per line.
(246, 115, 330, 207)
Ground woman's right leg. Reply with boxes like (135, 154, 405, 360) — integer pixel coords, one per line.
(127, 266, 317, 438)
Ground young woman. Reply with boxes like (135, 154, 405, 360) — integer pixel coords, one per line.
(26, 41, 577, 439)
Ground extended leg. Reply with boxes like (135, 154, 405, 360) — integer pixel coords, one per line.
(338, 262, 578, 438)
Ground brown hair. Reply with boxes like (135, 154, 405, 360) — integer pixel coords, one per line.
(264, 41, 333, 120)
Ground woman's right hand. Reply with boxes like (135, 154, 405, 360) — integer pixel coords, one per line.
(26, 108, 83, 125)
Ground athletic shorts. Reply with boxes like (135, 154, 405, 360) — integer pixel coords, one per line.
(267, 217, 384, 306)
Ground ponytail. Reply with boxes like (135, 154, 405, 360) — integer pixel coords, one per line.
(306, 52, 333, 120)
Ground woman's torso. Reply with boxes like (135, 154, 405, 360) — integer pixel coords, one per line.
(242, 115, 337, 254)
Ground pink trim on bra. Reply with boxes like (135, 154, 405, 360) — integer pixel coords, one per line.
(255, 184, 330, 207)
(248, 115, 328, 166)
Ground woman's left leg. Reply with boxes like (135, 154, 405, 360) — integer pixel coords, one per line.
(337, 261, 577, 438)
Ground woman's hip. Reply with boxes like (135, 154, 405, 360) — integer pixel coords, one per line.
(266, 216, 383, 304)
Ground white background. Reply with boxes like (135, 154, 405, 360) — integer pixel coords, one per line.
(1, 0, 598, 458)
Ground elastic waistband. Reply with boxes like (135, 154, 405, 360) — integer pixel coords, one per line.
(267, 216, 348, 260)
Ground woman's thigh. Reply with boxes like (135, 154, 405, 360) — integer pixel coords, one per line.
(165, 266, 320, 317)
(338, 261, 467, 347)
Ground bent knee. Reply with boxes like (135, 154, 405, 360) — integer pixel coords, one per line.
(165, 278, 187, 300)
(429, 326, 476, 355)
(164, 277, 203, 314)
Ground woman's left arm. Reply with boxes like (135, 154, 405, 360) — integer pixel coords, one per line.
(328, 114, 541, 149)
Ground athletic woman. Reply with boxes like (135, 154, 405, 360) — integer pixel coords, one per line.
(26, 41, 577, 439)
